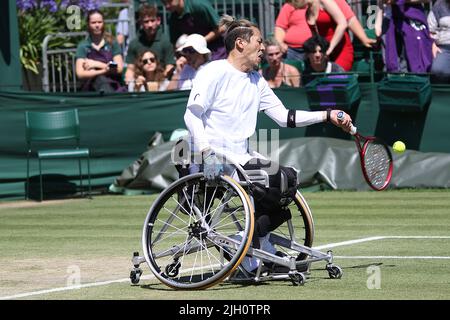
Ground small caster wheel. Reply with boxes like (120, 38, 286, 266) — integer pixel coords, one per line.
(327, 264, 343, 279)
(130, 268, 142, 284)
(165, 260, 181, 278)
(289, 271, 305, 286)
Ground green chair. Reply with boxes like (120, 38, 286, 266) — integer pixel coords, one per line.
(25, 109, 91, 201)
(284, 59, 305, 73)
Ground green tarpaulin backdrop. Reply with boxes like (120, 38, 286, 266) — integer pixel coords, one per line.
(0, 0, 22, 91)
(1, 84, 450, 199)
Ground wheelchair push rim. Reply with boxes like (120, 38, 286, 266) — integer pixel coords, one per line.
(142, 173, 254, 290)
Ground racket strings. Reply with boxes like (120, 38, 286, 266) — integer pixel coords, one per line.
(364, 143, 390, 188)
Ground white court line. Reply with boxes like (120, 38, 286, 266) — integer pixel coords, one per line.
(0, 274, 157, 300)
(313, 235, 450, 250)
(313, 236, 385, 250)
(334, 256, 450, 259)
(1, 235, 449, 300)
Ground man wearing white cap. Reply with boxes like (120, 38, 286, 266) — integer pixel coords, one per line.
(167, 33, 211, 90)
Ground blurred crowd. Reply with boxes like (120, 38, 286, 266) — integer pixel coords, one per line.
(75, 0, 450, 93)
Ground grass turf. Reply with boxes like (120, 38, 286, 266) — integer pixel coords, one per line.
(0, 189, 449, 300)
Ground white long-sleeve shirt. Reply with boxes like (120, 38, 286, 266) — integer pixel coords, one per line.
(184, 59, 325, 165)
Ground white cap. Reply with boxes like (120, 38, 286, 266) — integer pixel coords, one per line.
(175, 34, 189, 50)
(177, 33, 211, 54)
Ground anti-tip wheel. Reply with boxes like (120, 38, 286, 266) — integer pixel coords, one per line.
(327, 265, 343, 279)
(165, 261, 181, 278)
(289, 271, 306, 286)
(130, 268, 142, 284)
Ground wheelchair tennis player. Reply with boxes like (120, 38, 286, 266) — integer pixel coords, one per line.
(129, 16, 351, 288)
(182, 15, 353, 276)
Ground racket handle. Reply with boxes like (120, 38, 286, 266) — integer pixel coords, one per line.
(336, 111, 357, 135)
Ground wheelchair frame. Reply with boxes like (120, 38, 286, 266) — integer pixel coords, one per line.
(129, 155, 343, 289)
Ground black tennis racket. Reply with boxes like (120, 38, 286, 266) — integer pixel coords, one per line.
(338, 113, 393, 191)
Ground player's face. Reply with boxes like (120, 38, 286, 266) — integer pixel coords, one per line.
(265, 45, 282, 66)
(244, 27, 265, 70)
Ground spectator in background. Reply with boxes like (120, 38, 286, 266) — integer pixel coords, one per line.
(76, 10, 125, 92)
(275, 0, 347, 69)
(261, 37, 300, 88)
(346, 11, 378, 50)
(166, 34, 189, 82)
(125, 4, 175, 83)
(428, 0, 450, 82)
(128, 50, 170, 92)
(116, 0, 130, 59)
(301, 35, 344, 86)
(314, 0, 355, 71)
(161, 0, 227, 61)
(274, 0, 318, 61)
(375, 0, 432, 73)
(167, 34, 210, 90)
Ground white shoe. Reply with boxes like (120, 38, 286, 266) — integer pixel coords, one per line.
(259, 234, 277, 255)
(229, 232, 260, 273)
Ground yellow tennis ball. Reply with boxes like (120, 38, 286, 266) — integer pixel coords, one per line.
(393, 141, 406, 153)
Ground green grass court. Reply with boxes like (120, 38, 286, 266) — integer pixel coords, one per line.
(0, 189, 449, 300)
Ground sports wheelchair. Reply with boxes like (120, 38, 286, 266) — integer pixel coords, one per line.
(129, 152, 342, 289)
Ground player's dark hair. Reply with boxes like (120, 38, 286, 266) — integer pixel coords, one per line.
(220, 15, 258, 53)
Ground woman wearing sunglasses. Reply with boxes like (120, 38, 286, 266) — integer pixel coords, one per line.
(167, 34, 211, 90)
(128, 50, 169, 92)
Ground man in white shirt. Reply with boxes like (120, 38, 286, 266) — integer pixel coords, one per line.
(183, 16, 352, 274)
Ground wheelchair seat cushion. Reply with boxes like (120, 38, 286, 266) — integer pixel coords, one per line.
(242, 161, 299, 209)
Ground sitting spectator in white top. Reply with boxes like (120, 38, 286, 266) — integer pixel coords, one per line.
(167, 34, 211, 90)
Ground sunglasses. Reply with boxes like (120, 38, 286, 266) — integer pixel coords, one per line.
(181, 47, 197, 55)
(142, 57, 156, 65)
(175, 52, 184, 59)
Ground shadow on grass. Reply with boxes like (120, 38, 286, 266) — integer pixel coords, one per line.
(339, 262, 396, 269)
(139, 281, 270, 291)
(137, 264, 395, 291)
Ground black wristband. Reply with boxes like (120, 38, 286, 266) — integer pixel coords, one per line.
(287, 109, 296, 128)
(326, 108, 332, 123)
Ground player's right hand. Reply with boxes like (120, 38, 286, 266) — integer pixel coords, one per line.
(202, 149, 223, 181)
(333, 110, 353, 132)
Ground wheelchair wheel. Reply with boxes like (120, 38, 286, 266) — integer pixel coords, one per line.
(270, 191, 314, 260)
(293, 191, 314, 260)
(142, 173, 254, 290)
